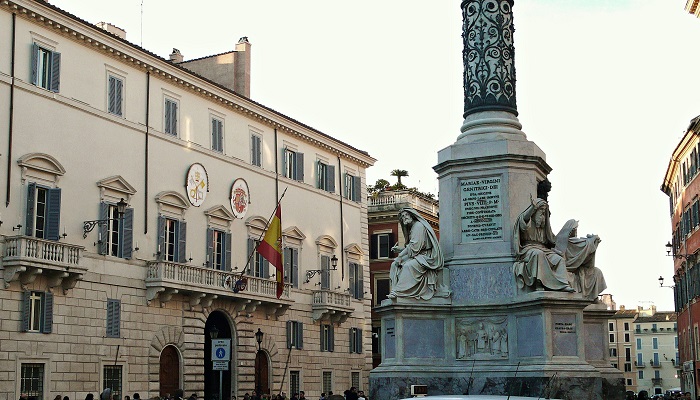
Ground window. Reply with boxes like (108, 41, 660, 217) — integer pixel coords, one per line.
(371, 233, 393, 259)
(351, 372, 360, 391)
(289, 371, 300, 397)
(108, 74, 124, 116)
(375, 278, 390, 306)
(211, 117, 224, 153)
(609, 322, 614, 331)
(251, 134, 262, 167)
(317, 161, 335, 193)
(626, 379, 632, 386)
(653, 352, 659, 366)
(676, 336, 679, 349)
(25, 183, 61, 240)
(637, 353, 643, 366)
(636, 324, 641, 332)
(106, 299, 121, 338)
(321, 324, 334, 352)
(349, 262, 364, 299)
(103, 365, 122, 400)
(320, 255, 331, 290)
(625, 347, 631, 362)
(322, 371, 332, 395)
(31, 43, 60, 92)
(609, 348, 617, 357)
(611, 363, 617, 368)
(637, 338, 642, 350)
(652, 323, 658, 332)
(207, 229, 231, 270)
(284, 148, 304, 181)
(624, 322, 630, 331)
(345, 173, 361, 202)
(21, 363, 44, 400)
(98, 202, 134, 259)
(349, 327, 362, 354)
(609, 333, 615, 343)
(624, 333, 630, 342)
(21, 291, 52, 333)
(284, 247, 299, 288)
(653, 337, 658, 350)
(638, 370, 644, 379)
(624, 363, 631, 372)
(654, 370, 661, 379)
(372, 327, 380, 355)
(157, 216, 186, 262)
(286, 321, 303, 349)
(248, 239, 269, 278)
(164, 97, 179, 136)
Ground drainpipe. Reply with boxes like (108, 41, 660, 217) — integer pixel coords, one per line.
(338, 156, 344, 280)
(144, 72, 150, 233)
(6, 13, 16, 207)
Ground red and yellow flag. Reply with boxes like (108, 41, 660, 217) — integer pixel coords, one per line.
(257, 205, 284, 298)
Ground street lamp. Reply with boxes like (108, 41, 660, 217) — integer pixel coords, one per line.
(665, 241, 696, 399)
(305, 254, 339, 283)
(659, 276, 675, 289)
(83, 198, 127, 238)
(255, 328, 264, 397)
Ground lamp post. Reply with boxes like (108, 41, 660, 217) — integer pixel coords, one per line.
(255, 328, 264, 397)
(666, 241, 696, 399)
(83, 198, 127, 238)
(209, 325, 221, 400)
(305, 254, 339, 283)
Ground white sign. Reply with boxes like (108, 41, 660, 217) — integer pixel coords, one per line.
(211, 338, 231, 361)
(212, 361, 229, 371)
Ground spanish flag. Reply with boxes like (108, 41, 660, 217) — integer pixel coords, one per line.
(257, 205, 284, 298)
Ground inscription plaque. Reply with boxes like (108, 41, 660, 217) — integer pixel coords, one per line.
(460, 176, 503, 242)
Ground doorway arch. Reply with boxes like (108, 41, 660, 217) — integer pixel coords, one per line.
(160, 345, 181, 397)
(204, 311, 233, 400)
(254, 350, 270, 395)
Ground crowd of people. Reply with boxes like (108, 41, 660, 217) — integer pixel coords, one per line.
(628, 390, 692, 400)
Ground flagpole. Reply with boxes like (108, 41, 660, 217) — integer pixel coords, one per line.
(237, 187, 288, 282)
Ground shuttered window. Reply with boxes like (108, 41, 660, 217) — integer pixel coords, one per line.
(207, 228, 231, 271)
(211, 117, 224, 153)
(345, 173, 362, 202)
(283, 148, 304, 181)
(106, 299, 121, 338)
(320, 255, 331, 290)
(317, 161, 335, 193)
(247, 238, 269, 277)
(283, 247, 299, 288)
(21, 291, 52, 334)
(349, 327, 362, 353)
(349, 262, 363, 299)
(25, 183, 61, 241)
(321, 324, 334, 352)
(108, 75, 124, 116)
(251, 134, 262, 167)
(98, 202, 134, 259)
(31, 43, 60, 92)
(158, 216, 186, 262)
(164, 98, 179, 136)
(286, 320, 303, 349)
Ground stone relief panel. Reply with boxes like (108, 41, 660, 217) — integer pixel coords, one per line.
(456, 317, 508, 359)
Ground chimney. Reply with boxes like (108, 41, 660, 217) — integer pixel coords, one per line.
(619, 305, 625, 311)
(169, 48, 184, 63)
(234, 37, 251, 97)
(96, 22, 126, 40)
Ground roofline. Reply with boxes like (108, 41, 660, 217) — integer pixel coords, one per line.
(13, 0, 376, 167)
(661, 116, 700, 194)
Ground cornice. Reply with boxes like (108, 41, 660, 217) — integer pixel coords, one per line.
(3, 0, 376, 168)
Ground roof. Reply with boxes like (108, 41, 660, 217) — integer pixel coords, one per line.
(21, 0, 375, 166)
(635, 312, 677, 323)
(611, 309, 638, 319)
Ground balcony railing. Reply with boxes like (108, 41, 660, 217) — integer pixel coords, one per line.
(652, 378, 663, 385)
(368, 190, 438, 215)
(311, 289, 353, 323)
(146, 260, 292, 316)
(2, 235, 86, 291)
(635, 361, 646, 368)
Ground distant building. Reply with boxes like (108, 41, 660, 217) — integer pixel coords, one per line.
(661, 115, 700, 397)
(367, 189, 439, 368)
(609, 306, 639, 391)
(0, 1, 375, 399)
(686, 0, 700, 17)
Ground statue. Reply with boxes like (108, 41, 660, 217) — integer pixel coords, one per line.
(388, 208, 450, 300)
(513, 197, 575, 292)
(558, 219, 607, 301)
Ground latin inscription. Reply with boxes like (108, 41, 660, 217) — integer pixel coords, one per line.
(460, 177, 503, 242)
(554, 322, 575, 334)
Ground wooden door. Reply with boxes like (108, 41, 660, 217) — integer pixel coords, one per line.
(255, 351, 269, 395)
(160, 345, 180, 397)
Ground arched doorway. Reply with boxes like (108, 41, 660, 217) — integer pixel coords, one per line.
(160, 345, 180, 397)
(254, 350, 270, 395)
(204, 312, 233, 400)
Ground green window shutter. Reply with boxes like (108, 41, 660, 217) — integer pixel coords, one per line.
(320, 324, 325, 351)
(115, 78, 123, 116)
(283, 248, 291, 284)
(297, 322, 304, 349)
(329, 324, 334, 352)
(295, 152, 304, 182)
(292, 248, 299, 288)
(107, 299, 121, 338)
(98, 202, 109, 255)
(42, 292, 53, 334)
(206, 228, 214, 268)
(49, 51, 60, 93)
(357, 263, 364, 300)
(353, 175, 362, 202)
(46, 188, 61, 241)
(349, 264, 355, 298)
(224, 232, 232, 271)
(321, 255, 330, 290)
(357, 329, 363, 353)
(31, 43, 39, 85)
(108, 76, 116, 113)
(349, 328, 354, 353)
(122, 208, 134, 259)
(25, 183, 36, 236)
(157, 216, 165, 260)
(286, 320, 293, 349)
(21, 291, 30, 332)
(247, 238, 254, 275)
(327, 165, 335, 193)
(177, 220, 187, 263)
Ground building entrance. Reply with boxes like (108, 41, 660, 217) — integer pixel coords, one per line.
(204, 312, 232, 400)
(159, 345, 180, 397)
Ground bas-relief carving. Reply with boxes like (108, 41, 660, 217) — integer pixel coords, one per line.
(388, 208, 450, 301)
(456, 317, 508, 359)
(513, 180, 606, 300)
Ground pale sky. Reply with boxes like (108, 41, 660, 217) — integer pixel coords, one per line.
(49, 0, 700, 311)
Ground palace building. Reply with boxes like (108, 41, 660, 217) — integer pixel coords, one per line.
(0, 1, 375, 399)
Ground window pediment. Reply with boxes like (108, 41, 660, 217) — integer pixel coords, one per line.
(18, 153, 65, 185)
(315, 235, 338, 252)
(155, 191, 189, 218)
(97, 175, 136, 203)
(205, 205, 234, 228)
(245, 215, 268, 237)
(283, 226, 306, 247)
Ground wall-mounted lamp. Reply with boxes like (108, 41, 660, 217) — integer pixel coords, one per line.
(305, 254, 338, 283)
(83, 198, 127, 238)
(658, 276, 675, 289)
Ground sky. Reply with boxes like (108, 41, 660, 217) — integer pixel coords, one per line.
(48, 0, 700, 311)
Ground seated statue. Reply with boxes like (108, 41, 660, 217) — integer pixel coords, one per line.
(388, 208, 450, 300)
(557, 219, 607, 301)
(513, 197, 575, 292)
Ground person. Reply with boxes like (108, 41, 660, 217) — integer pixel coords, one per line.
(19, 394, 28, 400)
(638, 390, 649, 400)
(173, 390, 183, 400)
(189, 394, 197, 400)
(85, 394, 94, 400)
(55, 396, 62, 400)
(133, 395, 140, 400)
(345, 388, 358, 400)
(357, 391, 366, 400)
(64, 396, 70, 400)
(513, 197, 575, 292)
(319, 393, 326, 400)
(101, 389, 112, 400)
(298, 392, 305, 400)
(559, 219, 607, 300)
(388, 208, 450, 300)
(243, 394, 250, 400)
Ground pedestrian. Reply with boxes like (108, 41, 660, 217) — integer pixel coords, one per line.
(101, 389, 112, 400)
(55, 395, 62, 400)
(85, 394, 94, 400)
(19, 394, 28, 400)
(125, 396, 130, 400)
(133, 395, 140, 400)
(243, 394, 250, 400)
(64, 396, 70, 400)
(345, 388, 358, 400)
(298, 392, 305, 400)
(357, 391, 366, 400)
(319, 393, 326, 400)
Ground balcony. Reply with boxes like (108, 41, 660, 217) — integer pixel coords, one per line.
(1, 235, 86, 292)
(652, 378, 663, 385)
(651, 361, 661, 368)
(635, 361, 646, 368)
(368, 189, 438, 215)
(146, 261, 293, 317)
(311, 289, 353, 323)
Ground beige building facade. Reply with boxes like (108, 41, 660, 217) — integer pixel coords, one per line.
(0, 1, 375, 400)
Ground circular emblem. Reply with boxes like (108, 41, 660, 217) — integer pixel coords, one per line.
(230, 178, 250, 219)
(186, 163, 209, 207)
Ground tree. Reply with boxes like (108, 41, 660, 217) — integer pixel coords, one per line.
(374, 179, 390, 191)
(390, 169, 409, 186)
